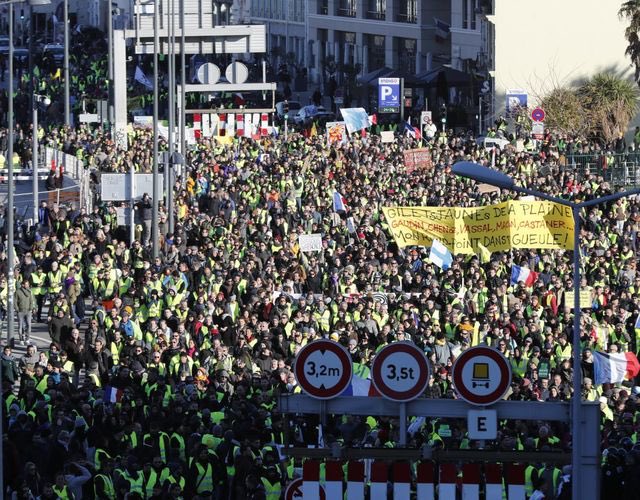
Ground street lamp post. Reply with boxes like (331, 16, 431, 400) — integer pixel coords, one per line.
(3, 3, 50, 497)
(63, 0, 69, 126)
(452, 161, 640, 500)
(151, 0, 159, 259)
(32, 93, 50, 223)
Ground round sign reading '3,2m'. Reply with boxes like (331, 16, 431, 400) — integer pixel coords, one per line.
(294, 340, 353, 400)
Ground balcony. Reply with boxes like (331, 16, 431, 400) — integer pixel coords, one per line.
(395, 12, 417, 23)
(336, 8, 357, 17)
(366, 10, 386, 20)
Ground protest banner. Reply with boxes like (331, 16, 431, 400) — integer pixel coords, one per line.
(326, 122, 347, 145)
(403, 148, 433, 172)
(298, 234, 323, 252)
(564, 290, 594, 310)
(382, 201, 574, 253)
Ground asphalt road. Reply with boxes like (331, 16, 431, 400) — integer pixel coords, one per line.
(0, 175, 80, 223)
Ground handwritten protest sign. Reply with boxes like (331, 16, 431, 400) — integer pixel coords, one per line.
(403, 148, 433, 172)
(382, 201, 574, 253)
(298, 234, 323, 252)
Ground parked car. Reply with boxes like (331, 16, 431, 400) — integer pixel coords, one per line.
(293, 105, 335, 127)
(42, 44, 65, 65)
(275, 100, 301, 123)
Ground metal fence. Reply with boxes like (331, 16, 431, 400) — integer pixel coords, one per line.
(564, 154, 640, 187)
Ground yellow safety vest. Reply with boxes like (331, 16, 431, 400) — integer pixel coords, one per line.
(124, 471, 145, 494)
(195, 462, 214, 494)
(94, 473, 116, 499)
(145, 469, 158, 498)
(261, 477, 282, 500)
(52, 485, 73, 499)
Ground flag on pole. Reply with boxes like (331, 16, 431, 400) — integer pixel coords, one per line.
(429, 239, 453, 270)
(52, 68, 61, 80)
(403, 121, 422, 140)
(134, 66, 154, 90)
(332, 190, 348, 213)
(593, 351, 640, 385)
(510, 264, 539, 286)
(477, 242, 492, 264)
(104, 385, 124, 403)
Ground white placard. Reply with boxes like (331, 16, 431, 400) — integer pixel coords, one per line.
(380, 131, 395, 143)
(298, 233, 322, 252)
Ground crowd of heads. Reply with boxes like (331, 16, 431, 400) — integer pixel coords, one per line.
(0, 117, 640, 498)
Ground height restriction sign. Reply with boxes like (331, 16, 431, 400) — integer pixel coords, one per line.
(294, 340, 353, 399)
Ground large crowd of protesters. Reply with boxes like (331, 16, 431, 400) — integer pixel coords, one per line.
(2, 64, 640, 497)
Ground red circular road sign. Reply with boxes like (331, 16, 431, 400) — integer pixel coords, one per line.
(531, 107, 545, 122)
(452, 346, 512, 406)
(294, 340, 353, 399)
(371, 342, 430, 402)
(285, 478, 326, 500)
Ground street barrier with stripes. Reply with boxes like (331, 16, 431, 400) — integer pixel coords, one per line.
(299, 460, 526, 500)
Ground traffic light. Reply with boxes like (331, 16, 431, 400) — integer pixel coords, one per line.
(440, 103, 447, 124)
(284, 100, 289, 120)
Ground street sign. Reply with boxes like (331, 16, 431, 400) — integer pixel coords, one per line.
(371, 342, 430, 402)
(467, 409, 498, 439)
(531, 122, 545, 140)
(284, 478, 326, 500)
(452, 346, 511, 406)
(420, 111, 432, 124)
(100, 173, 164, 201)
(378, 77, 401, 113)
(505, 89, 527, 116)
(294, 340, 353, 400)
(531, 107, 545, 122)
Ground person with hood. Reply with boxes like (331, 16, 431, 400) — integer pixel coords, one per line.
(14, 279, 35, 345)
(1, 344, 20, 387)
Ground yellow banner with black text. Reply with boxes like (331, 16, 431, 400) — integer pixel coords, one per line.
(382, 201, 574, 253)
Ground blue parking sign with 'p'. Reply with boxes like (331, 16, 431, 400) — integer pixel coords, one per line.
(378, 77, 401, 113)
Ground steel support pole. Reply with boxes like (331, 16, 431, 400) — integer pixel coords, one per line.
(32, 96, 38, 223)
(398, 402, 407, 447)
(179, 0, 186, 157)
(571, 205, 582, 500)
(107, 0, 114, 125)
(7, 2, 15, 347)
(151, 0, 159, 259)
(167, 0, 175, 236)
(63, 0, 70, 125)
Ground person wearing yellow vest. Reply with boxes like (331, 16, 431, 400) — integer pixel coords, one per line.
(142, 421, 171, 463)
(260, 465, 283, 500)
(187, 444, 228, 497)
(54, 462, 92, 500)
(94, 458, 117, 499)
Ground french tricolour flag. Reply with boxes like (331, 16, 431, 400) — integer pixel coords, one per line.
(104, 385, 124, 403)
(593, 351, 640, 385)
(333, 191, 349, 213)
(510, 264, 539, 286)
(404, 121, 421, 140)
(343, 363, 379, 397)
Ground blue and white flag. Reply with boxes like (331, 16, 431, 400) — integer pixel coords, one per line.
(429, 239, 453, 270)
(135, 66, 154, 90)
(434, 18, 451, 39)
(340, 107, 370, 134)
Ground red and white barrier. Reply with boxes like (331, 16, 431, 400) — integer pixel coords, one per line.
(324, 461, 343, 499)
(302, 460, 321, 500)
(507, 464, 526, 500)
(346, 460, 365, 500)
(370, 461, 387, 499)
(227, 113, 235, 136)
(218, 114, 227, 136)
(236, 114, 245, 137)
(261, 113, 269, 136)
(417, 462, 435, 500)
(485, 463, 501, 499)
(439, 463, 457, 499)
(393, 462, 411, 499)
(299, 460, 527, 499)
(462, 463, 480, 499)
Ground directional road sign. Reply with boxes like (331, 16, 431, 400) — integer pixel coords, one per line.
(371, 342, 430, 402)
(452, 346, 512, 406)
(294, 340, 353, 399)
(378, 77, 401, 113)
(531, 107, 545, 122)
